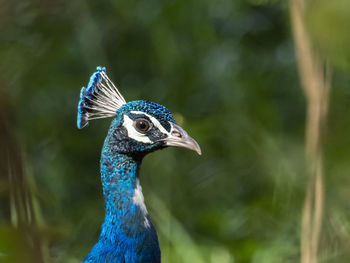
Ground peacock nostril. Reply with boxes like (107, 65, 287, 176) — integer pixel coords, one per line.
(171, 130, 182, 138)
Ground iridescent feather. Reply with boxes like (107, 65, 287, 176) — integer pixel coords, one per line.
(77, 67, 127, 129)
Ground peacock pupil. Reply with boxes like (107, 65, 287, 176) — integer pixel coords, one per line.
(135, 118, 151, 133)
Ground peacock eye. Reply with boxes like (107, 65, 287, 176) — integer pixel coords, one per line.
(134, 118, 152, 133)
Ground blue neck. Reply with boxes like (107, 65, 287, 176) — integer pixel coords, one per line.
(99, 148, 147, 241)
(83, 141, 160, 262)
(100, 151, 141, 208)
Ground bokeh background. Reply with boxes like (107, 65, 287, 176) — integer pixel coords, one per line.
(1, 0, 350, 262)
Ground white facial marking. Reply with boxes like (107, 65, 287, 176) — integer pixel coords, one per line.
(133, 179, 150, 228)
(123, 111, 173, 144)
(122, 115, 153, 143)
(130, 111, 171, 135)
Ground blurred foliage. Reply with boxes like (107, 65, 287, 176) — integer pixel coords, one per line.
(0, 0, 350, 262)
(306, 0, 350, 70)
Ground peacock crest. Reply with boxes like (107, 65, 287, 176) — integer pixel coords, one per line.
(77, 67, 127, 129)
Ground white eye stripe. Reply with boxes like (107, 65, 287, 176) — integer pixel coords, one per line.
(130, 111, 170, 135)
(122, 111, 172, 144)
(122, 115, 152, 143)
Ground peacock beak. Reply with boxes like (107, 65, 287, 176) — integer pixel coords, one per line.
(163, 123, 202, 155)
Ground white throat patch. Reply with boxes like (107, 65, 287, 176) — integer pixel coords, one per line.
(132, 179, 150, 228)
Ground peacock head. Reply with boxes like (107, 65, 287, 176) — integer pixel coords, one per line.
(77, 67, 201, 157)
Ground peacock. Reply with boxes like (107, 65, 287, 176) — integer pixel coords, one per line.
(77, 67, 201, 263)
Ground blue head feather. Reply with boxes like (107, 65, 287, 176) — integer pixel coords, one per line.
(77, 67, 106, 129)
(86, 66, 105, 97)
(77, 87, 88, 129)
(77, 66, 126, 129)
(102, 100, 176, 156)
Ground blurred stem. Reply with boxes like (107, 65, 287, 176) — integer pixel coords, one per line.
(289, 0, 331, 263)
(0, 89, 49, 263)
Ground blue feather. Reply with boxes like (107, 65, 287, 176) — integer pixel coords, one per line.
(77, 67, 108, 129)
(83, 151, 160, 263)
(77, 87, 88, 129)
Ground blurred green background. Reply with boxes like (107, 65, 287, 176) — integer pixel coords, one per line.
(1, 0, 350, 262)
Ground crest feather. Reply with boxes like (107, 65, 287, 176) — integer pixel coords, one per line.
(77, 67, 127, 129)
